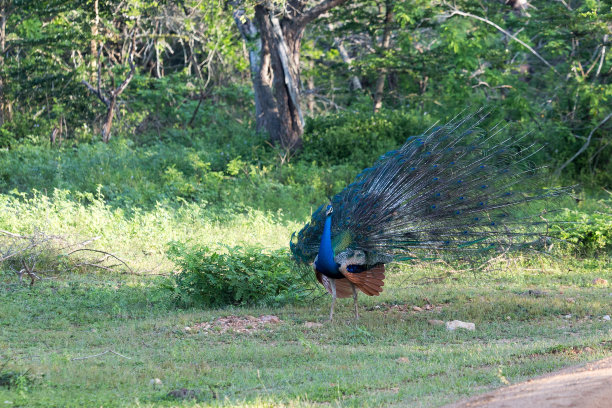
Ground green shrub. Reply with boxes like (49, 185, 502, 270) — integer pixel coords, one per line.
(0, 362, 33, 391)
(301, 109, 427, 168)
(166, 243, 313, 307)
(552, 201, 612, 255)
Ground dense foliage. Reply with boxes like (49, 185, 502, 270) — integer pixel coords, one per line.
(553, 203, 612, 256)
(0, 0, 609, 184)
(167, 243, 313, 307)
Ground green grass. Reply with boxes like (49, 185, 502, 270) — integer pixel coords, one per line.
(1, 210, 611, 407)
(0, 190, 300, 274)
(1, 139, 611, 407)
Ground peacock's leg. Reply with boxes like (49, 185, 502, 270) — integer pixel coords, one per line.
(329, 279, 337, 321)
(351, 283, 359, 319)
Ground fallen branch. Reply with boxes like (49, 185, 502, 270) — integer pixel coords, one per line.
(65, 248, 134, 275)
(19, 259, 39, 286)
(70, 350, 132, 361)
(0, 229, 28, 239)
(72, 262, 116, 272)
(1, 231, 138, 282)
(67, 236, 102, 251)
(0, 246, 32, 262)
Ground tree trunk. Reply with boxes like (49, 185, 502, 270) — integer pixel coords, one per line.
(234, 0, 351, 153)
(373, 0, 393, 113)
(0, 6, 10, 126)
(101, 97, 116, 143)
(239, 5, 304, 151)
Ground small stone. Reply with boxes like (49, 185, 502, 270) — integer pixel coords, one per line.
(167, 388, 200, 400)
(522, 289, 546, 297)
(304, 322, 323, 328)
(505, 316, 511, 320)
(428, 319, 445, 326)
(564, 314, 572, 319)
(603, 315, 610, 321)
(260, 315, 280, 324)
(412, 306, 423, 312)
(150, 378, 163, 387)
(445, 320, 475, 331)
(396, 357, 410, 363)
(184, 326, 191, 332)
(592, 278, 608, 286)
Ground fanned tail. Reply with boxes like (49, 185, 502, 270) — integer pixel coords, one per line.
(291, 110, 567, 265)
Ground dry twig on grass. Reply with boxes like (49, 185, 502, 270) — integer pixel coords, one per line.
(0, 230, 135, 284)
(70, 350, 132, 361)
(64, 248, 134, 275)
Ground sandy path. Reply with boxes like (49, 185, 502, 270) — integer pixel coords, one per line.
(444, 357, 612, 408)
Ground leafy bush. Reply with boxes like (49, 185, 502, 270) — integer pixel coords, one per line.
(301, 109, 427, 168)
(552, 201, 612, 255)
(0, 364, 33, 391)
(166, 243, 313, 307)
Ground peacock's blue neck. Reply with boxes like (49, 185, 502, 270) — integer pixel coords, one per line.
(315, 213, 342, 278)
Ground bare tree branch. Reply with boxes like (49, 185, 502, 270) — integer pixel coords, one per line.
(0, 229, 27, 239)
(71, 350, 132, 361)
(447, 7, 559, 75)
(65, 248, 134, 274)
(115, 53, 135, 96)
(294, 0, 352, 29)
(555, 112, 612, 176)
(81, 79, 110, 107)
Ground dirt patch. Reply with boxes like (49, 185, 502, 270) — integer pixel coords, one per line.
(444, 357, 612, 408)
(185, 315, 281, 334)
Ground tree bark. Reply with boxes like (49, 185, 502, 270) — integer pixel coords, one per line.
(234, 0, 351, 152)
(0, 5, 11, 126)
(373, 0, 393, 113)
(101, 96, 116, 143)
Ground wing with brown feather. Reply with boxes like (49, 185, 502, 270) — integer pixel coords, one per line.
(339, 264, 386, 296)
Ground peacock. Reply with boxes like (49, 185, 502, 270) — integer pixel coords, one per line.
(290, 111, 565, 320)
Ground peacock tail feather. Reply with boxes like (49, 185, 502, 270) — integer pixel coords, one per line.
(290, 110, 567, 267)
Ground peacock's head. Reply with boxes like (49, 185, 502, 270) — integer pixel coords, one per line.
(325, 205, 334, 216)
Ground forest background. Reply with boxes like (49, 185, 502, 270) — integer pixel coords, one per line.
(1, 0, 611, 203)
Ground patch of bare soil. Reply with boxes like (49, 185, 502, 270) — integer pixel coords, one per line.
(184, 315, 281, 334)
(444, 357, 612, 408)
